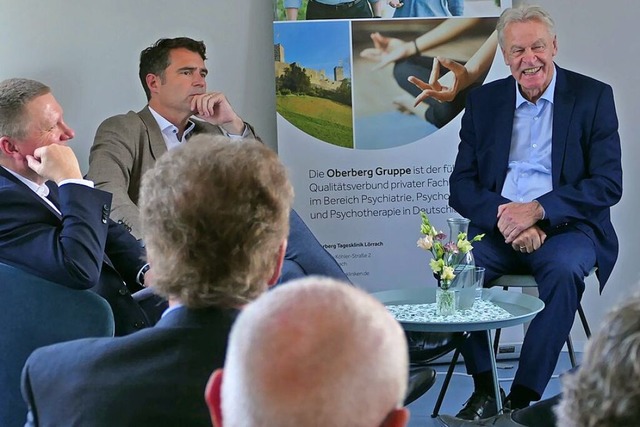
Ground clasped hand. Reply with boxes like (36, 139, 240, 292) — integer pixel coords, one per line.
(497, 201, 545, 253)
(510, 225, 547, 253)
(190, 92, 244, 135)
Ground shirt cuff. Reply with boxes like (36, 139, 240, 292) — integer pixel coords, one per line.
(533, 199, 546, 220)
(223, 123, 249, 140)
(59, 178, 94, 188)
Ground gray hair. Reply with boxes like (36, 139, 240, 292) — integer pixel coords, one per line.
(139, 135, 293, 309)
(0, 78, 50, 139)
(555, 291, 640, 426)
(221, 277, 409, 427)
(496, 5, 556, 49)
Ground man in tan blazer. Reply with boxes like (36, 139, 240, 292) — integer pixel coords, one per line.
(87, 37, 256, 237)
(87, 37, 349, 284)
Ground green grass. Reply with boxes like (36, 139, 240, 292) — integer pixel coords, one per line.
(277, 95, 353, 148)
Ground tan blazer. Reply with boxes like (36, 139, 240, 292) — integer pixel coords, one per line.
(87, 106, 255, 238)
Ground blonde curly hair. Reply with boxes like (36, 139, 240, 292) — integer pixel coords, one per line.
(555, 291, 640, 426)
(139, 135, 293, 308)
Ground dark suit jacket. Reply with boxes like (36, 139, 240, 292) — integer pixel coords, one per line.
(21, 306, 237, 427)
(0, 167, 149, 335)
(86, 106, 255, 238)
(449, 65, 622, 290)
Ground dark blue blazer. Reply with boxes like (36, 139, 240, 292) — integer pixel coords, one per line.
(449, 65, 623, 290)
(21, 306, 237, 427)
(0, 167, 149, 335)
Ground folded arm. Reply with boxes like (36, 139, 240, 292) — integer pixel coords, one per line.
(0, 184, 111, 288)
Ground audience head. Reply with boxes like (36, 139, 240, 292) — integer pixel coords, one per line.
(139, 135, 293, 309)
(0, 78, 75, 179)
(556, 291, 640, 426)
(0, 78, 51, 140)
(206, 277, 410, 427)
(139, 37, 207, 101)
(496, 4, 557, 103)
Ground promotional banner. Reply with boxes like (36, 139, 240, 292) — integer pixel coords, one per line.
(274, 1, 507, 292)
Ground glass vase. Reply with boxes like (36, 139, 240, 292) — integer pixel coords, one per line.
(436, 286, 458, 316)
(447, 217, 476, 291)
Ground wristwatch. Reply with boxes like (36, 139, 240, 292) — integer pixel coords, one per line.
(136, 263, 150, 287)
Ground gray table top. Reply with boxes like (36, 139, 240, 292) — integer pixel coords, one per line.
(372, 287, 545, 332)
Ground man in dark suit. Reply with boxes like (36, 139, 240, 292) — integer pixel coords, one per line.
(0, 78, 149, 336)
(86, 37, 348, 284)
(445, 5, 622, 421)
(21, 135, 293, 426)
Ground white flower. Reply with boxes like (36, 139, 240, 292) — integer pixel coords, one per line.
(417, 235, 433, 250)
(441, 265, 455, 282)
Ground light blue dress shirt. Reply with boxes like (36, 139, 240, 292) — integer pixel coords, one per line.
(149, 107, 196, 151)
(149, 107, 248, 150)
(501, 67, 557, 204)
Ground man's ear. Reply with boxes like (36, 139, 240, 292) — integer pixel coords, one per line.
(380, 407, 409, 427)
(205, 369, 224, 427)
(266, 239, 287, 287)
(0, 136, 20, 157)
(145, 73, 161, 95)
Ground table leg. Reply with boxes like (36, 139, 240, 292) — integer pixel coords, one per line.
(486, 330, 503, 413)
(431, 346, 462, 418)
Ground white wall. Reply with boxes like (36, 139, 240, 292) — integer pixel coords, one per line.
(2, 0, 638, 348)
(531, 0, 640, 347)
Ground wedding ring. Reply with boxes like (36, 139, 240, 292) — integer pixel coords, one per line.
(519, 246, 526, 250)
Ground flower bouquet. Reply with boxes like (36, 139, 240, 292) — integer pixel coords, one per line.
(417, 212, 484, 315)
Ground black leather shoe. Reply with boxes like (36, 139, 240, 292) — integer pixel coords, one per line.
(406, 331, 467, 364)
(404, 366, 437, 405)
(439, 411, 525, 426)
(455, 388, 506, 421)
(502, 399, 529, 412)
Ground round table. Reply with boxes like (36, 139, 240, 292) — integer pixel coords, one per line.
(372, 287, 545, 416)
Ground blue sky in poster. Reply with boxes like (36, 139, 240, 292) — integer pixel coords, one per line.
(274, 21, 352, 79)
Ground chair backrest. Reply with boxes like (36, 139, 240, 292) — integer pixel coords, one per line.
(489, 267, 598, 288)
(0, 262, 115, 427)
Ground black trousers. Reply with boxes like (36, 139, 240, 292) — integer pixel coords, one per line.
(306, 0, 373, 20)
